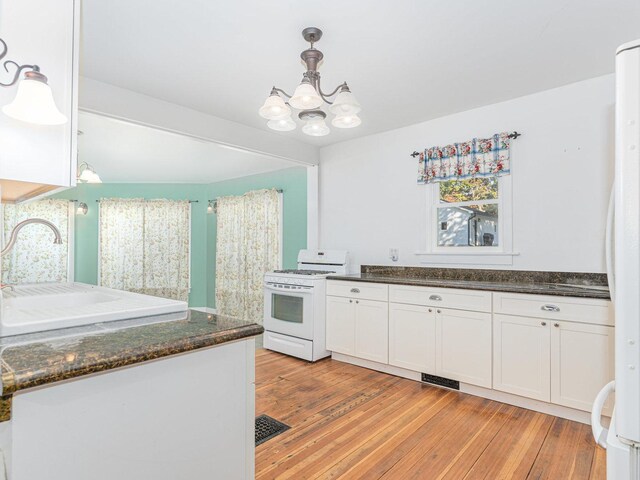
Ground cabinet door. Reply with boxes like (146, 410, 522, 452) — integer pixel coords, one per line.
(389, 302, 436, 373)
(551, 321, 614, 413)
(354, 299, 389, 364)
(326, 296, 356, 356)
(493, 314, 550, 401)
(0, 0, 78, 192)
(436, 308, 492, 388)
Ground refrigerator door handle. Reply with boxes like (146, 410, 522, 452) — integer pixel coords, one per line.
(592, 380, 615, 448)
(606, 185, 615, 300)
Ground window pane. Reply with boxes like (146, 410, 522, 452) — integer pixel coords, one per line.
(437, 203, 499, 247)
(439, 177, 498, 203)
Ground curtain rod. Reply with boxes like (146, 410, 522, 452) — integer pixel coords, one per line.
(207, 189, 284, 203)
(409, 131, 522, 158)
(94, 199, 199, 203)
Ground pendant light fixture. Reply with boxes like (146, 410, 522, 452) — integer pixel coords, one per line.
(258, 27, 361, 137)
(0, 39, 67, 126)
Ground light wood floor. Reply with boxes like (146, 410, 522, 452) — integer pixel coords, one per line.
(255, 349, 606, 480)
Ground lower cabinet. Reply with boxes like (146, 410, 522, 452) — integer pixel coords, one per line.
(389, 303, 436, 373)
(326, 296, 356, 356)
(493, 314, 551, 402)
(326, 295, 388, 363)
(551, 320, 614, 413)
(436, 308, 492, 388)
(493, 314, 614, 412)
(389, 304, 492, 388)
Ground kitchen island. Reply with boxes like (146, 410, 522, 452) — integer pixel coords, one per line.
(0, 310, 262, 480)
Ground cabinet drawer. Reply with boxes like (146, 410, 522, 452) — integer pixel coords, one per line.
(389, 285, 491, 312)
(493, 292, 613, 326)
(326, 280, 388, 301)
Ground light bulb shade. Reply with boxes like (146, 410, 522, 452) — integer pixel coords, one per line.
(302, 118, 330, 137)
(258, 94, 291, 120)
(289, 82, 323, 110)
(76, 202, 88, 215)
(267, 116, 296, 131)
(328, 90, 361, 116)
(2, 75, 67, 125)
(78, 166, 102, 184)
(332, 113, 362, 129)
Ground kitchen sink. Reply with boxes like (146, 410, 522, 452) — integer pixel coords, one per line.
(0, 283, 188, 337)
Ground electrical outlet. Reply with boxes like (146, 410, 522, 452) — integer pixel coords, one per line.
(389, 248, 399, 262)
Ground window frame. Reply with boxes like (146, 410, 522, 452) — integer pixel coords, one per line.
(419, 175, 515, 265)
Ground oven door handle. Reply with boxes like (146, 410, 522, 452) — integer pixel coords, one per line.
(264, 284, 314, 293)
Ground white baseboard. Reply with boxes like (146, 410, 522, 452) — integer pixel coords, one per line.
(331, 352, 596, 425)
(190, 307, 217, 314)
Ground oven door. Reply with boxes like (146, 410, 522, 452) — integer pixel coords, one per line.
(264, 283, 315, 340)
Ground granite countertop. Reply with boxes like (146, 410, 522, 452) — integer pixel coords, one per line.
(0, 310, 263, 399)
(327, 269, 610, 300)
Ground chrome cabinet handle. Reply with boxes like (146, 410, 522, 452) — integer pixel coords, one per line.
(541, 321, 547, 326)
(355, 300, 359, 304)
(554, 323, 560, 327)
(541, 304, 560, 312)
(429, 295, 442, 301)
(350, 288, 360, 293)
(428, 308, 433, 313)
(436, 309, 441, 314)
(349, 299, 353, 303)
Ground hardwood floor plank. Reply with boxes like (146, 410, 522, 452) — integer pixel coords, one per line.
(462, 408, 554, 480)
(589, 447, 606, 480)
(526, 418, 597, 480)
(254, 349, 601, 480)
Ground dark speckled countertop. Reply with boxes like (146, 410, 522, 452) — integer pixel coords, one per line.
(328, 266, 610, 300)
(0, 310, 263, 400)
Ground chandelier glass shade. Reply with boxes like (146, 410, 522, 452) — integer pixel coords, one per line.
(259, 28, 361, 137)
(259, 92, 291, 120)
(0, 39, 67, 126)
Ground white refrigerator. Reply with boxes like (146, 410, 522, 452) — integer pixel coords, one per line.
(592, 38, 640, 479)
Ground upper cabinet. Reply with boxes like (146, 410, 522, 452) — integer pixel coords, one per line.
(0, 0, 79, 202)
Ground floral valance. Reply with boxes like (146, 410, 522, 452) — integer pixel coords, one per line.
(417, 132, 512, 184)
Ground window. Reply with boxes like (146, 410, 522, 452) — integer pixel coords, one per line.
(437, 177, 499, 247)
(423, 175, 513, 261)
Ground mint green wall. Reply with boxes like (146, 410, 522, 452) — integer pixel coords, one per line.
(51, 167, 307, 309)
(206, 167, 307, 308)
(53, 183, 209, 306)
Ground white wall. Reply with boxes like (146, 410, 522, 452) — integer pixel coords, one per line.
(319, 75, 614, 273)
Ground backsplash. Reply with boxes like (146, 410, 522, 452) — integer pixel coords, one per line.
(360, 265, 609, 286)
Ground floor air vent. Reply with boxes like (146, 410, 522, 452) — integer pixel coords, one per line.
(255, 414, 290, 446)
(421, 373, 460, 390)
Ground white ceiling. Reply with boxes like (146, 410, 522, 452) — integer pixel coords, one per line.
(78, 112, 299, 183)
(81, 0, 640, 147)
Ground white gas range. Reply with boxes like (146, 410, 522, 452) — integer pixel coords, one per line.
(263, 250, 349, 361)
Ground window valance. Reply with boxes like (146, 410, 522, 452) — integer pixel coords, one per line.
(417, 132, 512, 184)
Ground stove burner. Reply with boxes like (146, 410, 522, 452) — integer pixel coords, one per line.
(272, 269, 335, 275)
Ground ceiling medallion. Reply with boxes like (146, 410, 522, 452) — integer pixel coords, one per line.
(259, 27, 361, 137)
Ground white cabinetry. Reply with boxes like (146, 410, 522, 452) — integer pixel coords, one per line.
(0, 0, 79, 202)
(493, 314, 551, 401)
(551, 320, 614, 412)
(389, 302, 436, 373)
(436, 308, 492, 388)
(493, 292, 614, 412)
(326, 282, 389, 363)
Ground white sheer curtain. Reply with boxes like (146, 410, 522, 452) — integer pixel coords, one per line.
(1, 199, 71, 284)
(215, 189, 281, 323)
(99, 199, 191, 302)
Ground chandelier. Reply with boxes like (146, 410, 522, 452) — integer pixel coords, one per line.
(258, 27, 361, 137)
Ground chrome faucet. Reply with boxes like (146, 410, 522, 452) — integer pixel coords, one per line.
(1, 218, 63, 257)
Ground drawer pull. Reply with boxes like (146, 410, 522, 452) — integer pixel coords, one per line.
(541, 321, 547, 326)
(350, 288, 360, 294)
(541, 304, 560, 312)
(429, 295, 442, 301)
(554, 323, 560, 327)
